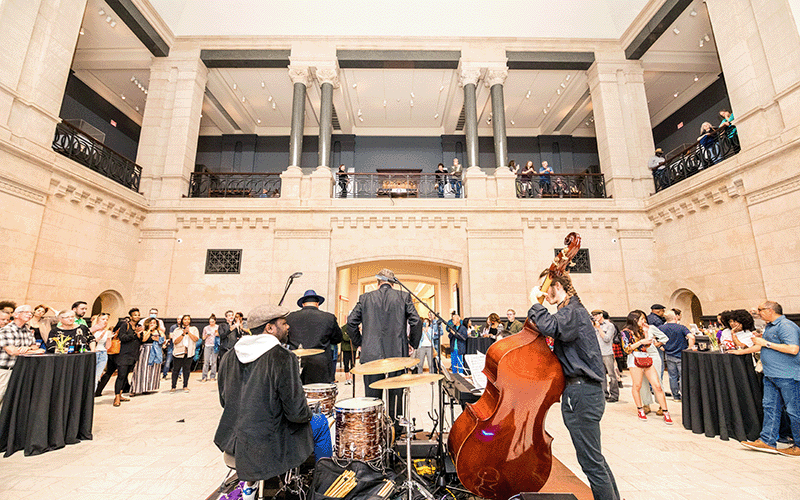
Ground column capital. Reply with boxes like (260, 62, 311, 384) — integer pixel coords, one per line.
(459, 68, 482, 87)
(288, 65, 312, 87)
(315, 66, 340, 88)
(485, 68, 508, 87)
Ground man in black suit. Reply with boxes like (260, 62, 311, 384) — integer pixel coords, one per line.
(347, 268, 422, 420)
(285, 290, 343, 384)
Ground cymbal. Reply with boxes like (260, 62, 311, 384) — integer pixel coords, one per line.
(291, 348, 324, 357)
(350, 357, 420, 375)
(369, 373, 444, 390)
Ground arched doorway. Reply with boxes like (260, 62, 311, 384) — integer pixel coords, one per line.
(335, 260, 461, 324)
(91, 290, 126, 324)
(670, 288, 703, 326)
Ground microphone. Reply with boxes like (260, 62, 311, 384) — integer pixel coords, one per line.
(289, 272, 303, 279)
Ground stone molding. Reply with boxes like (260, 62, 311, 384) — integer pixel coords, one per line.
(484, 68, 508, 87)
(467, 229, 522, 239)
(522, 216, 617, 230)
(140, 229, 177, 240)
(176, 215, 275, 229)
(315, 67, 340, 88)
(50, 178, 146, 226)
(288, 66, 312, 87)
(747, 175, 800, 206)
(617, 229, 653, 239)
(0, 179, 46, 205)
(331, 215, 467, 230)
(459, 69, 481, 87)
(275, 229, 330, 239)
(647, 178, 745, 226)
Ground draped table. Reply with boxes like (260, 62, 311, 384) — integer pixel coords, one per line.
(681, 350, 762, 441)
(0, 352, 95, 457)
(464, 336, 494, 355)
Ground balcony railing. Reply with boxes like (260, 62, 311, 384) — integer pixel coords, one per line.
(654, 128, 741, 193)
(188, 171, 282, 198)
(515, 173, 607, 199)
(52, 121, 142, 192)
(335, 173, 462, 198)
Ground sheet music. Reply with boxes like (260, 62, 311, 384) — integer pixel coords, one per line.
(464, 352, 487, 390)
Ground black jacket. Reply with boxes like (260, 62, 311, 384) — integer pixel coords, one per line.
(347, 283, 422, 363)
(214, 335, 313, 481)
(115, 320, 141, 366)
(286, 306, 343, 384)
(218, 321, 238, 353)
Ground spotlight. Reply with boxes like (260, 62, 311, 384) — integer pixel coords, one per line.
(560, 82, 566, 88)
(565, 75, 571, 81)
(261, 81, 265, 88)
(673, 27, 680, 35)
(109, 21, 116, 27)
(557, 89, 561, 95)
(135, 106, 139, 111)
(233, 83, 237, 90)
(268, 95, 273, 102)
(98, 9, 105, 15)
(131, 76, 136, 82)
(79, 28, 84, 35)
(383, 100, 387, 107)
(272, 102, 276, 109)
(358, 116, 364, 122)
(525, 91, 531, 99)
(357, 109, 362, 116)
(547, 102, 551, 108)
(257, 119, 261, 124)
(121, 94, 125, 100)
(241, 96, 246, 102)
(704, 34, 710, 42)
(690, 9, 697, 16)
(486, 118, 491, 124)
(510, 120, 515, 125)
(543, 109, 547, 114)
(410, 100, 414, 107)
(694, 75, 699, 82)
(434, 113, 439, 119)
(105, 16, 112, 23)
(410, 92, 415, 98)
(352, 83, 357, 88)
(439, 85, 445, 92)
(699, 40, 704, 48)
(143, 90, 147, 95)
(674, 92, 679, 98)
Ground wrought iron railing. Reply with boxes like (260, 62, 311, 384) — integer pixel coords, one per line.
(188, 171, 282, 198)
(52, 121, 142, 192)
(335, 173, 462, 198)
(515, 173, 607, 199)
(654, 128, 740, 193)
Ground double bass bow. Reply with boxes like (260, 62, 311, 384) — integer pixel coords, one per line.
(447, 232, 582, 500)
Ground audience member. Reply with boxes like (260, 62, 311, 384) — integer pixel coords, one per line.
(450, 158, 463, 198)
(698, 122, 720, 165)
(448, 312, 466, 374)
(435, 163, 448, 198)
(750, 307, 767, 334)
(162, 316, 180, 379)
(71, 301, 89, 327)
(482, 313, 504, 339)
(138, 308, 165, 333)
(91, 313, 113, 389)
(718, 109, 740, 153)
(131, 317, 164, 395)
(0, 311, 10, 329)
(29, 305, 51, 344)
(286, 290, 343, 384)
(660, 310, 694, 401)
(95, 309, 137, 397)
(218, 310, 236, 360)
(592, 309, 619, 402)
(520, 160, 535, 197)
(0, 305, 41, 406)
(620, 310, 672, 424)
(0, 301, 17, 315)
(504, 309, 523, 334)
(416, 318, 436, 374)
(728, 309, 756, 348)
(337, 164, 349, 198)
(170, 315, 199, 393)
(113, 308, 142, 406)
(201, 314, 219, 382)
(647, 304, 666, 328)
(742, 301, 800, 456)
(538, 160, 553, 196)
(508, 159, 518, 174)
(648, 148, 666, 189)
(340, 322, 354, 385)
(47, 309, 93, 352)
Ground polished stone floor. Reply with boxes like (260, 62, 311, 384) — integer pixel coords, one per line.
(1, 363, 799, 500)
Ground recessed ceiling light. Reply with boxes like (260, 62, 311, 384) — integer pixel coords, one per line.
(257, 119, 261, 124)
(557, 89, 562, 95)
(352, 83, 357, 88)
(510, 120, 515, 125)
(143, 90, 147, 95)
(261, 81, 265, 88)
(131, 76, 136, 82)
(434, 113, 439, 119)
(135, 106, 139, 111)
(272, 102, 276, 109)
(694, 75, 699, 81)
(410, 100, 414, 107)
(439, 85, 445, 92)
(268, 95, 273, 102)
(699, 40, 704, 48)
(704, 34, 710, 42)
(673, 27, 680, 35)
(410, 92, 415, 98)
(233, 83, 237, 90)
(547, 102, 551, 108)
(690, 9, 697, 16)
(357, 108, 362, 116)
(241, 96, 246, 102)
(109, 21, 116, 27)
(674, 92, 679, 98)
(358, 116, 364, 122)
(565, 75, 571, 81)
(121, 94, 125, 100)
(383, 100, 387, 107)
(486, 118, 491, 124)
(543, 109, 547, 114)
(525, 91, 531, 99)
(560, 82, 566, 88)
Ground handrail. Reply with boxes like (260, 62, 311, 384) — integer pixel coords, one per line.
(188, 171, 282, 198)
(514, 172, 607, 199)
(52, 121, 142, 192)
(335, 172, 461, 198)
(654, 127, 740, 192)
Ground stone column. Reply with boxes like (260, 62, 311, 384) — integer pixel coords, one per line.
(486, 68, 509, 170)
(136, 45, 208, 202)
(705, 0, 800, 148)
(586, 56, 654, 199)
(460, 69, 481, 168)
(1, 0, 87, 148)
(316, 66, 339, 169)
(288, 66, 311, 168)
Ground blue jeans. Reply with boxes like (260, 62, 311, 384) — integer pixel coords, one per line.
(760, 376, 800, 446)
(95, 351, 108, 389)
(665, 354, 681, 399)
(162, 345, 174, 377)
(561, 381, 620, 500)
(450, 179, 462, 198)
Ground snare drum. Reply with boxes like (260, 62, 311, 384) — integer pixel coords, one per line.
(304, 383, 338, 416)
(334, 397, 385, 461)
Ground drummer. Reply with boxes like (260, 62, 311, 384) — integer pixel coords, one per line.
(214, 304, 332, 500)
(347, 268, 421, 427)
(286, 290, 343, 384)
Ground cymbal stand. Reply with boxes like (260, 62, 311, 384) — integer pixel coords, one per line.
(398, 386, 436, 500)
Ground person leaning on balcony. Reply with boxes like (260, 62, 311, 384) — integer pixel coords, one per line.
(697, 122, 720, 166)
(648, 148, 666, 189)
(337, 164, 349, 198)
(718, 109, 740, 153)
(450, 158, 463, 198)
(538, 160, 553, 196)
(520, 160, 535, 197)
(434, 163, 448, 197)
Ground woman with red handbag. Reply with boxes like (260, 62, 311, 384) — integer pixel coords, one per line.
(621, 310, 672, 424)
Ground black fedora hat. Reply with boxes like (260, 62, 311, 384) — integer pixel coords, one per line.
(298, 289, 325, 308)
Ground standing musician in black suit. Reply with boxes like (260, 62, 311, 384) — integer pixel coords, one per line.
(347, 268, 422, 422)
(285, 290, 343, 384)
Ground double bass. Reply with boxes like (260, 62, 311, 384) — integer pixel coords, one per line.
(447, 232, 582, 500)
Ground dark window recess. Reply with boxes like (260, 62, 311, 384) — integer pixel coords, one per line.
(554, 248, 591, 273)
(205, 249, 242, 274)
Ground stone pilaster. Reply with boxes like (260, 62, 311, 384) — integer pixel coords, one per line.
(587, 57, 654, 199)
(136, 45, 208, 203)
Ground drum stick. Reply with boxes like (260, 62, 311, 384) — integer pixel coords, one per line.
(325, 470, 355, 496)
(377, 480, 394, 497)
(332, 472, 356, 497)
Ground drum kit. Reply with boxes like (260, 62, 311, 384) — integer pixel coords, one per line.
(296, 353, 443, 500)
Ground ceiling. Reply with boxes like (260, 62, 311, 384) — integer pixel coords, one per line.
(70, 0, 722, 139)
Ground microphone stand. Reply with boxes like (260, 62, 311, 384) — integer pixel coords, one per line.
(278, 273, 301, 306)
(388, 276, 461, 475)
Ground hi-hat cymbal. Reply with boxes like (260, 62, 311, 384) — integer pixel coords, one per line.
(369, 373, 444, 390)
(291, 348, 324, 357)
(350, 357, 420, 375)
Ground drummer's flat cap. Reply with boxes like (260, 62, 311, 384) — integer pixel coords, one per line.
(247, 304, 290, 330)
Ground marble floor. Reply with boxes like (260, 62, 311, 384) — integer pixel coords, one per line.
(1, 366, 799, 500)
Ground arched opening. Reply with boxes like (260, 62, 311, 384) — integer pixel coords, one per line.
(90, 290, 126, 324)
(335, 260, 461, 324)
(670, 288, 703, 326)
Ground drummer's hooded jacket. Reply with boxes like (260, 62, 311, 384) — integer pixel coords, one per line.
(214, 334, 313, 481)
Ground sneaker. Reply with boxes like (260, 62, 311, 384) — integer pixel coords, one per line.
(637, 408, 647, 421)
(642, 405, 651, 415)
(656, 408, 664, 416)
(777, 446, 800, 457)
(169, 388, 176, 393)
(345, 380, 352, 385)
(673, 396, 682, 402)
(777, 436, 794, 445)
(242, 482, 258, 500)
(183, 388, 190, 393)
(741, 439, 778, 454)
(663, 411, 673, 425)
(606, 398, 618, 403)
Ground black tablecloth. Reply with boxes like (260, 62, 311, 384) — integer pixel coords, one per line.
(682, 350, 762, 441)
(464, 337, 494, 355)
(0, 352, 95, 457)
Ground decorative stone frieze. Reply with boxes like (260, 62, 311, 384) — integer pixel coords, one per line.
(0, 179, 46, 205)
(747, 175, 800, 206)
(522, 216, 618, 230)
(176, 215, 275, 230)
(331, 216, 467, 230)
(647, 178, 745, 226)
(50, 178, 145, 226)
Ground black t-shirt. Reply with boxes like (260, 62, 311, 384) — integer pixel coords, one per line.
(46, 324, 93, 352)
